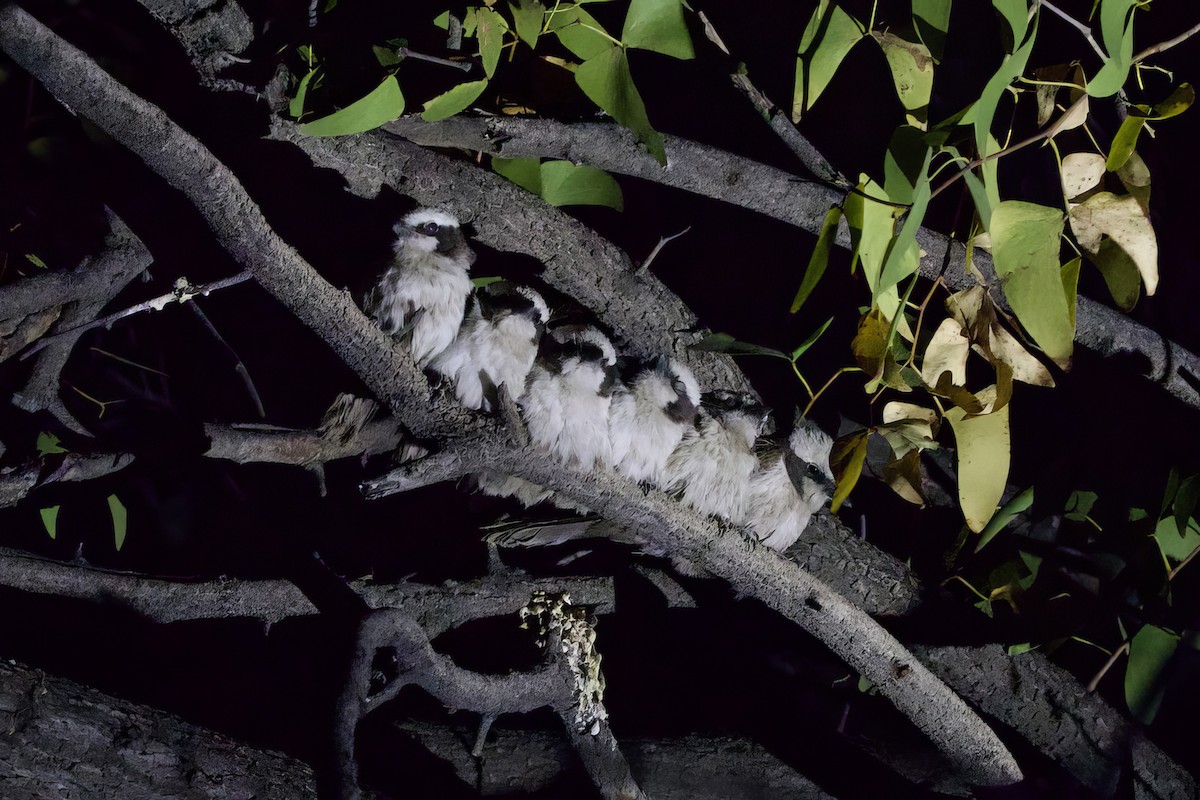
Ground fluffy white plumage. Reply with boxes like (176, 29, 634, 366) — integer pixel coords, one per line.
(749, 418, 837, 551)
(609, 357, 701, 485)
(661, 391, 768, 523)
(522, 326, 618, 469)
(428, 283, 549, 411)
(363, 208, 474, 366)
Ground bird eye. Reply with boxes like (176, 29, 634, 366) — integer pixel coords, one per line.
(807, 464, 822, 477)
(422, 222, 440, 235)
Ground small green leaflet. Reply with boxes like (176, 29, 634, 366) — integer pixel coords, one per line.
(422, 79, 490, 121)
(975, 484, 1034, 553)
(1153, 515, 1200, 562)
(40, 505, 60, 540)
(621, 0, 694, 60)
(791, 206, 841, 314)
(477, 7, 505, 78)
(493, 158, 624, 210)
(472, 276, 504, 288)
(945, 386, 1011, 533)
(575, 46, 665, 164)
(300, 76, 405, 136)
(512, 0, 546, 49)
(25, 253, 48, 269)
(549, 6, 612, 61)
(689, 333, 789, 359)
(290, 69, 317, 119)
(1088, 0, 1138, 98)
(1174, 475, 1200, 536)
(1126, 623, 1179, 724)
(793, 0, 865, 121)
(1107, 83, 1194, 170)
(870, 32, 933, 129)
(108, 493, 128, 551)
(912, 0, 951, 63)
(790, 317, 834, 361)
(36, 431, 68, 456)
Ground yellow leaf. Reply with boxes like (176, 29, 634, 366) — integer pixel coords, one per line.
(945, 385, 1011, 533)
(920, 317, 970, 386)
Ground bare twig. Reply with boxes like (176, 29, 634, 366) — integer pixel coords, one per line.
(1134, 19, 1200, 63)
(187, 302, 266, 417)
(1039, 1, 1106, 60)
(0, 453, 135, 508)
(20, 271, 254, 360)
(396, 46, 471, 71)
(636, 226, 691, 275)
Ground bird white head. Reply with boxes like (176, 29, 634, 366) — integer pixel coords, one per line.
(395, 208, 464, 254)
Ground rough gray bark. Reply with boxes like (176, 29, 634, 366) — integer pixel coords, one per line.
(914, 644, 1197, 800)
(396, 722, 834, 799)
(0, 659, 317, 800)
(0, 452, 135, 508)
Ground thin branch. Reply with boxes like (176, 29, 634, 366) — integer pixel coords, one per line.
(697, 10, 848, 187)
(20, 271, 254, 360)
(0, 452, 135, 508)
(203, 419, 404, 465)
(635, 226, 691, 275)
(396, 46, 471, 71)
(1039, 1, 1106, 60)
(1134, 19, 1200, 63)
(187, 302, 266, 417)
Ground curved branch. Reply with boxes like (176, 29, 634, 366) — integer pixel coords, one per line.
(387, 116, 1200, 413)
(0, 452, 135, 509)
(9, 214, 153, 434)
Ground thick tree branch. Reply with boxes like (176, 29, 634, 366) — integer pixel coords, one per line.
(387, 116, 1200, 413)
(0, 6, 1019, 786)
(0, 659, 317, 800)
(0, 544, 614, 632)
(0, 4, 475, 441)
(914, 644, 1197, 800)
(268, 119, 753, 396)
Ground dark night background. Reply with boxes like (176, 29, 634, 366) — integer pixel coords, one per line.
(2, 0, 1200, 796)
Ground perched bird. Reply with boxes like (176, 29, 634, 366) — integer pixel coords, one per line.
(661, 390, 770, 524)
(521, 325, 619, 469)
(747, 414, 837, 551)
(473, 324, 618, 508)
(428, 281, 549, 412)
(362, 208, 475, 366)
(609, 356, 701, 486)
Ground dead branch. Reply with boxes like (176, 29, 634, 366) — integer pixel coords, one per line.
(203, 419, 404, 466)
(8, 214, 153, 435)
(0, 452, 135, 509)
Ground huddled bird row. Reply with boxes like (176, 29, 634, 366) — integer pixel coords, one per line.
(363, 208, 838, 553)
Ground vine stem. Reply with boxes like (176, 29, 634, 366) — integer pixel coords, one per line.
(1134, 19, 1200, 63)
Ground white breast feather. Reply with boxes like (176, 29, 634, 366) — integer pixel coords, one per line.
(373, 250, 471, 366)
(611, 376, 687, 485)
(748, 455, 810, 551)
(663, 416, 756, 523)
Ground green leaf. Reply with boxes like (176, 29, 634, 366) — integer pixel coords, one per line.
(493, 156, 544, 193)
(300, 76, 405, 136)
(1126, 623, 1179, 724)
(576, 45, 665, 163)
(472, 276, 505, 288)
(990, 201, 1074, 364)
(1129, 83, 1195, 121)
(373, 45, 403, 67)
(108, 493, 127, 551)
(1175, 475, 1200, 536)
(946, 386, 1011, 533)
(793, 0, 865, 121)
(39, 505, 60, 540)
(689, 332, 789, 359)
(1162, 468, 1181, 517)
(1065, 489, 1099, 522)
(1088, 238, 1141, 311)
(1007, 642, 1035, 655)
(1087, 0, 1138, 98)
(790, 206, 841, 313)
(975, 484, 1034, 552)
(290, 68, 317, 119)
(992, 0, 1029, 48)
(25, 253, 47, 269)
(539, 161, 624, 209)
(790, 317, 834, 361)
(477, 7, 505, 78)
(1154, 515, 1200, 562)
(36, 431, 68, 456)
(433, 10, 451, 30)
(879, 142, 933, 294)
(512, 0, 546, 49)
(870, 32, 934, 129)
(912, 0, 951, 63)
(549, 6, 612, 61)
(621, 0, 694, 60)
(422, 78, 490, 121)
(1108, 84, 1194, 170)
(843, 178, 895, 311)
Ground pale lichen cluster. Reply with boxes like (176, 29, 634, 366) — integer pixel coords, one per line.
(520, 591, 608, 736)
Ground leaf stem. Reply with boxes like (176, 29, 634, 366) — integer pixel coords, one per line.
(803, 366, 860, 416)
